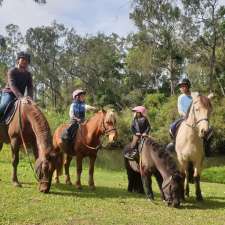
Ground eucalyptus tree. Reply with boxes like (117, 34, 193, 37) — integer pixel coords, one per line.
(0, 24, 24, 67)
(26, 22, 67, 107)
(182, 0, 225, 92)
(77, 33, 124, 107)
(130, 0, 185, 95)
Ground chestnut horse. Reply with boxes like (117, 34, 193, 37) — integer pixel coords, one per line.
(124, 137, 183, 207)
(0, 97, 59, 193)
(53, 109, 117, 189)
(175, 93, 213, 201)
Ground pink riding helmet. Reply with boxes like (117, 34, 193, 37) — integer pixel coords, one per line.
(132, 106, 147, 115)
(72, 89, 86, 99)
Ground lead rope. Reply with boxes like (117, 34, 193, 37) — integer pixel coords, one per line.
(18, 99, 39, 181)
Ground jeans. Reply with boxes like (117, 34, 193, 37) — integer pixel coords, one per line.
(0, 92, 16, 117)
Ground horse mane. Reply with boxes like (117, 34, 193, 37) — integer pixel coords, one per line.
(104, 110, 116, 125)
(145, 137, 179, 174)
(83, 110, 116, 125)
(23, 101, 52, 152)
(199, 95, 212, 111)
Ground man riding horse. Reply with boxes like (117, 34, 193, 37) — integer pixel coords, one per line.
(0, 51, 33, 120)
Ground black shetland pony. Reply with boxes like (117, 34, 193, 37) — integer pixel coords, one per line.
(124, 137, 183, 207)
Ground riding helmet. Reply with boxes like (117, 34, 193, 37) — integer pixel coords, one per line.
(72, 89, 86, 99)
(177, 78, 191, 88)
(132, 106, 147, 115)
(17, 51, 31, 64)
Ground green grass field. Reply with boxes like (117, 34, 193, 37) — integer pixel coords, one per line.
(1, 146, 225, 225)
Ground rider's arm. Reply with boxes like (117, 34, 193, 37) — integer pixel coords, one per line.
(85, 104, 97, 111)
(143, 118, 151, 134)
(8, 69, 23, 98)
(69, 103, 74, 120)
(131, 119, 140, 135)
(177, 95, 186, 117)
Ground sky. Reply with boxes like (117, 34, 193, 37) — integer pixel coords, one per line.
(0, 0, 137, 37)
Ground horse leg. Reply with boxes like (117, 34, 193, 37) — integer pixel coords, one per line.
(0, 142, 3, 151)
(193, 166, 203, 201)
(154, 170, 164, 201)
(88, 155, 96, 190)
(185, 169, 190, 197)
(10, 138, 22, 187)
(180, 173, 185, 201)
(75, 154, 83, 189)
(54, 151, 63, 184)
(141, 171, 154, 200)
(64, 153, 72, 185)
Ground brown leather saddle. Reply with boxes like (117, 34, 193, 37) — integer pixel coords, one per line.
(0, 99, 18, 125)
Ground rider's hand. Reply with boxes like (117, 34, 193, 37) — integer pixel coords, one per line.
(142, 133, 147, 137)
(136, 133, 141, 136)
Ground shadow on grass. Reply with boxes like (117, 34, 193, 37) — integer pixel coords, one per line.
(50, 183, 145, 199)
(179, 196, 225, 210)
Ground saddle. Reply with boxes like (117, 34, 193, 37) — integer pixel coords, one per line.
(169, 118, 184, 139)
(0, 99, 18, 125)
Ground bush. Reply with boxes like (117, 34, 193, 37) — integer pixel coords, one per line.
(210, 97, 225, 154)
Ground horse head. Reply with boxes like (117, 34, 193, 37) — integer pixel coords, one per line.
(189, 93, 213, 138)
(35, 150, 63, 193)
(101, 109, 117, 143)
(162, 172, 183, 208)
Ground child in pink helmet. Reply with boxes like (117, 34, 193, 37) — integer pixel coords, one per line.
(125, 106, 151, 160)
(61, 89, 96, 142)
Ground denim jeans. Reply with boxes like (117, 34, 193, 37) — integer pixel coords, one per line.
(0, 92, 16, 116)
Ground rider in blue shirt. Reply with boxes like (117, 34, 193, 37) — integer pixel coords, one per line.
(170, 78, 192, 137)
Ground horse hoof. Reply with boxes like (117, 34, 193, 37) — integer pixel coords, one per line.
(76, 184, 82, 190)
(65, 180, 72, 185)
(196, 196, 203, 201)
(13, 182, 22, 187)
(147, 195, 154, 201)
(55, 179, 60, 184)
(89, 185, 96, 190)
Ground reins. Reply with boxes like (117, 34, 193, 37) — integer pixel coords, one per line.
(18, 99, 39, 181)
(79, 116, 116, 150)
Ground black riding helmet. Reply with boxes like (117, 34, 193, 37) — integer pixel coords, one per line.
(17, 51, 31, 64)
(177, 78, 191, 88)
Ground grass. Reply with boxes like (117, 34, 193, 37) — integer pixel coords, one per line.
(1, 147, 225, 225)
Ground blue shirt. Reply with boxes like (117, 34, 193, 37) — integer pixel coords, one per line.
(69, 100, 86, 122)
(177, 94, 192, 116)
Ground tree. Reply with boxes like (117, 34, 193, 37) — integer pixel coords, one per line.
(26, 22, 67, 107)
(182, 0, 225, 92)
(130, 0, 185, 95)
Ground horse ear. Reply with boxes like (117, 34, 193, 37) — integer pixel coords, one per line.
(191, 92, 200, 98)
(208, 93, 214, 99)
(100, 106, 106, 113)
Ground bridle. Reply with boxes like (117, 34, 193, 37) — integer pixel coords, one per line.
(79, 117, 117, 150)
(102, 119, 117, 134)
(185, 101, 209, 129)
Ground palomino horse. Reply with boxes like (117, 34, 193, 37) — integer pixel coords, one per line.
(124, 136, 182, 207)
(53, 109, 117, 189)
(175, 93, 213, 201)
(0, 97, 59, 193)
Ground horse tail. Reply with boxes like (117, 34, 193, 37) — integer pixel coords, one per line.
(188, 161, 194, 184)
(124, 157, 144, 194)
